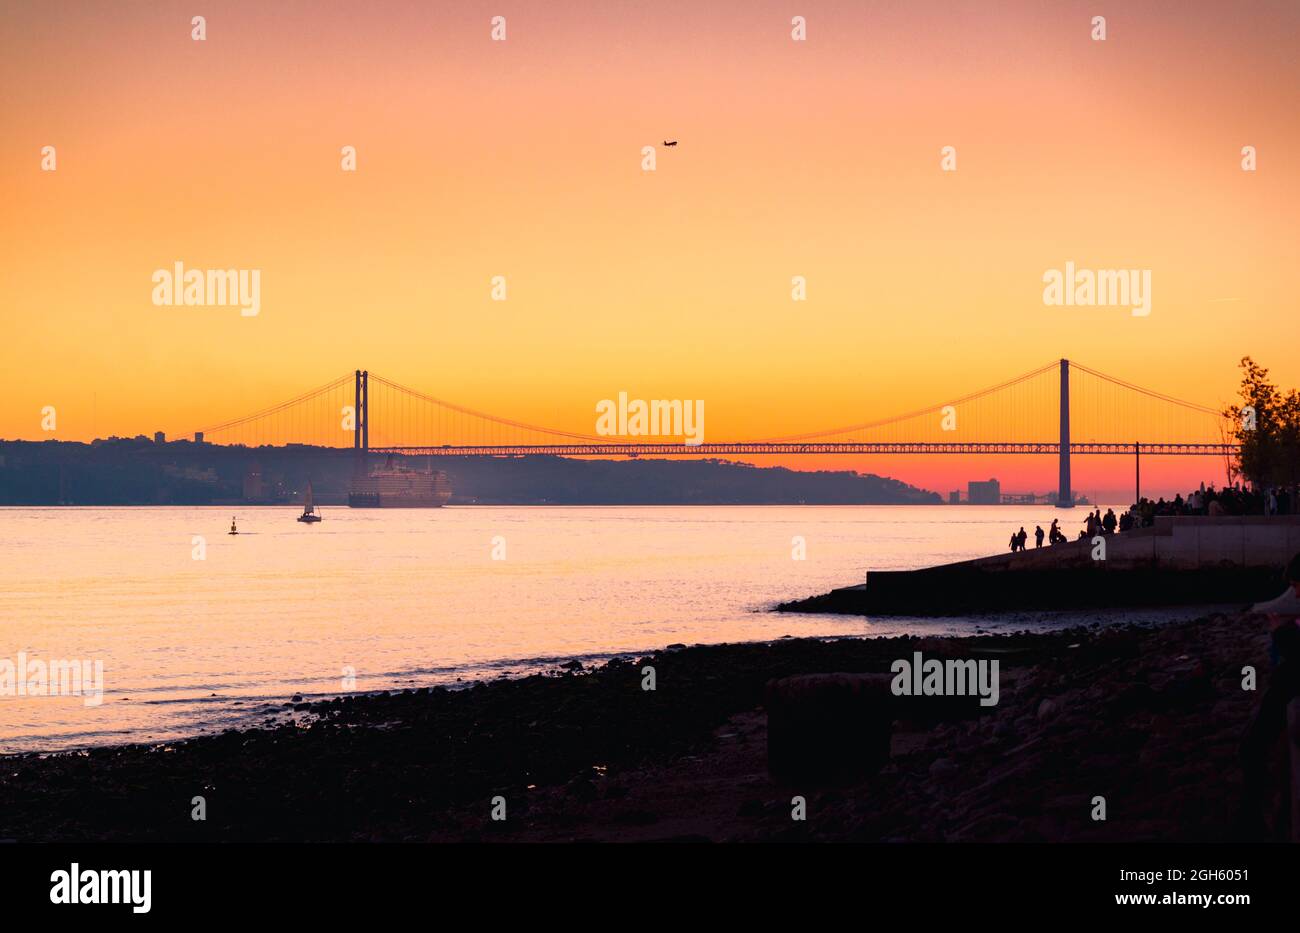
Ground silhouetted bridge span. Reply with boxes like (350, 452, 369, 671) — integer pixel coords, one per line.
(383, 442, 1231, 457)
(192, 360, 1237, 508)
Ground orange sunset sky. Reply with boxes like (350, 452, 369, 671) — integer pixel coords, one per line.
(2, 0, 1297, 500)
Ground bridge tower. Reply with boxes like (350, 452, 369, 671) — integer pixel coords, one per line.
(353, 369, 369, 473)
(1057, 358, 1073, 508)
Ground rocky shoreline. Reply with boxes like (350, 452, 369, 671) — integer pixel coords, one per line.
(0, 611, 1280, 842)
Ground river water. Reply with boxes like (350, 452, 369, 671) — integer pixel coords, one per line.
(0, 504, 1203, 752)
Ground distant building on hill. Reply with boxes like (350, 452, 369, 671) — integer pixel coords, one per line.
(968, 478, 1001, 505)
(242, 463, 265, 501)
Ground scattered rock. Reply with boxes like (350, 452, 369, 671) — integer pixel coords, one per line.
(928, 757, 957, 778)
(737, 798, 765, 818)
(765, 673, 892, 784)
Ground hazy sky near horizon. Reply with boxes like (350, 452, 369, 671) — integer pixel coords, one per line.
(3, 0, 1297, 497)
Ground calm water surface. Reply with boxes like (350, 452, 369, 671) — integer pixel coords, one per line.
(0, 504, 1201, 752)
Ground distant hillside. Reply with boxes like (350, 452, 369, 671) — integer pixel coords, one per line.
(0, 440, 940, 506)
(438, 456, 940, 505)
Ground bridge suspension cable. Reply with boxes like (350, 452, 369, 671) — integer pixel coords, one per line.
(366, 373, 607, 445)
(192, 373, 355, 447)
(1066, 361, 1227, 445)
(752, 360, 1062, 443)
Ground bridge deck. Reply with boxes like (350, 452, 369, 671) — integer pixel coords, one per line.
(371, 442, 1236, 457)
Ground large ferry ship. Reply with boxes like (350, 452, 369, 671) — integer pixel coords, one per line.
(348, 456, 452, 508)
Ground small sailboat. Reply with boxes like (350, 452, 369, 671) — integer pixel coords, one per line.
(229, 517, 239, 535)
(297, 481, 322, 523)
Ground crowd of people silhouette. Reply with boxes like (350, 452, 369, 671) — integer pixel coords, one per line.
(1131, 482, 1299, 524)
(1009, 510, 1119, 551)
(1007, 482, 1300, 551)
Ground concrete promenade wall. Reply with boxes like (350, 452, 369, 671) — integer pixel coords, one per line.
(780, 516, 1300, 615)
(967, 516, 1300, 573)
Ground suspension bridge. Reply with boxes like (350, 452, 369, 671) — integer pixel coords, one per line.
(192, 359, 1236, 508)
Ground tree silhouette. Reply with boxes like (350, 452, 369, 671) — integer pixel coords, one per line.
(1224, 357, 1300, 487)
